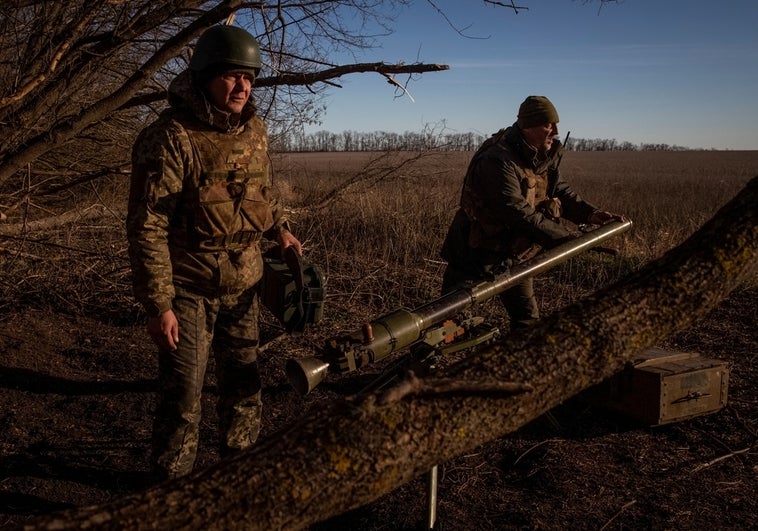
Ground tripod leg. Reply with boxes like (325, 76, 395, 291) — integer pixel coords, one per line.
(426, 464, 438, 530)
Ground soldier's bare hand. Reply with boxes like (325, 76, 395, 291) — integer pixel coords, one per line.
(277, 229, 303, 255)
(147, 310, 179, 351)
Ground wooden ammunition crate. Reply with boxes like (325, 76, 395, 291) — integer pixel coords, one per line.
(603, 348, 729, 426)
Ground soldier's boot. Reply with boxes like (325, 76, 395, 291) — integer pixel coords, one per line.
(150, 404, 201, 482)
(218, 392, 262, 458)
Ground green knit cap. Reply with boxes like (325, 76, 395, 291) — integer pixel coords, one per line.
(517, 95, 559, 129)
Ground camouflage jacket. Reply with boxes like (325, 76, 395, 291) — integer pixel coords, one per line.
(441, 125, 597, 268)
(126, 70, 287, 316)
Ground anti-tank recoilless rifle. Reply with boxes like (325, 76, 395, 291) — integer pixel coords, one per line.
(286, 219, 633, 396)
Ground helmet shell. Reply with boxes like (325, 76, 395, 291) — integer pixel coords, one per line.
(189, 25, 262, 74)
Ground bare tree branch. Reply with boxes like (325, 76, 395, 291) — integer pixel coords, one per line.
(0, 10, 97, 109)
(258, 61, 449, 87)
(0, 0, 243, 187)
(117, 61, 448, 110)
(484, 0, 529, 14)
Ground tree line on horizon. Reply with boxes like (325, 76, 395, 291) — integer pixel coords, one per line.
(273, 129, 697, 153)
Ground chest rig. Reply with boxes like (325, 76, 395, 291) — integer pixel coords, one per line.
(459, 128, 562, 259)
(180, 119, 274, 252)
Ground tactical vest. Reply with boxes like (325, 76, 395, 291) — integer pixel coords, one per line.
(460, 129, 561, 260)
(178, 117, 275, 252)
(507, 165, 551, 260)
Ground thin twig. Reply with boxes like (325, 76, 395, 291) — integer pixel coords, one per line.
(599, 499, 637, 531)
(726, 404, 758, 438)
(690, 447, 750, 475)
(0, 246, 46, 260)
(512, 438, 562, 466)
(382, 73, 415, 102)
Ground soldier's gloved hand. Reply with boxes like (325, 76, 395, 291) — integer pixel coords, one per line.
(589, 210, 626, 225)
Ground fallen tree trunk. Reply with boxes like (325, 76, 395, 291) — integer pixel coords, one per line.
(24, 176, 758, 531)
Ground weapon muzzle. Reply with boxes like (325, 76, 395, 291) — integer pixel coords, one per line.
(286, 356, 330, 395)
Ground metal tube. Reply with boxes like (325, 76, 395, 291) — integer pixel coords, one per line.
(371, 219, 632, 351)
(426, 465, 438, 530)
(287, 220, 632, 394)
(469, 219, 633, 306)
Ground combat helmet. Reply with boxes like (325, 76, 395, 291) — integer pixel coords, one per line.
(189, 25, 262, 81)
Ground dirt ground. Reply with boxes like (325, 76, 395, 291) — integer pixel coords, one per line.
(0, 283, 755, 530)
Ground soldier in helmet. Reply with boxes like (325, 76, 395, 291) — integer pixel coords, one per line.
(126, 25, 302, 481)
(441, 95, 625, 329)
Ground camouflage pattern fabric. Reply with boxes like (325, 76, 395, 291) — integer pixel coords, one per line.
(127, 69, 285, 480)
(126, 70, 287, 316)
(151, 286, 263, 479)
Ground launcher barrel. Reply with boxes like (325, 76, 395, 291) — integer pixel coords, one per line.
(286, 219, 632, 395)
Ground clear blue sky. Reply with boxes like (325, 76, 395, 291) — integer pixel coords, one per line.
(302, 0, 758, 150)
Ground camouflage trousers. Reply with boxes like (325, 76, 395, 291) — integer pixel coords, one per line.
(151, 285, 263, 481)
(441, 261, 539, 329)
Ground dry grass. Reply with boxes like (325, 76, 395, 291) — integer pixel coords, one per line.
(0, 149, 753, 324)
(270, 150, 756, 324)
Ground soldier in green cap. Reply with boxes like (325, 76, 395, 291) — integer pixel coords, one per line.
(440, 95, 625, 329)
(126, 24, 302, 481)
